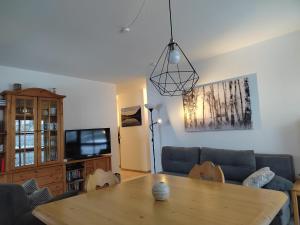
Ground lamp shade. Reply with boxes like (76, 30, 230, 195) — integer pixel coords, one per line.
(150, 41, 199, 96)
(149, 0, 199, 96)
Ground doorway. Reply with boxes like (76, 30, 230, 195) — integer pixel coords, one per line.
(116, 78, 151, 173)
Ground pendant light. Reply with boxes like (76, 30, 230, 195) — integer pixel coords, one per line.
(150, 0, 199, 96)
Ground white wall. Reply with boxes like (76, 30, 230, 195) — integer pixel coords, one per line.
(147, 31, 300, 176)
(117, 78, 150, 172)
(0, 66, 120, 172)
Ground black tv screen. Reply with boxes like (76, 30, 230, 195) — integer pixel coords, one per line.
(65, 128, 111, 160)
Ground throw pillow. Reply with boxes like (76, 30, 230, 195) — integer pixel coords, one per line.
(22, 179, 39, 195)
(28, 187, 53, 208)
(263, 175, 293, 191)
(242, 167, 275, 188)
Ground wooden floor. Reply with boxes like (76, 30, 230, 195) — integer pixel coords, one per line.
(120, 169, 149, 182)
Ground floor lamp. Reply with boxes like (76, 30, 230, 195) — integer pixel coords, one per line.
(145, 104, 162, 174)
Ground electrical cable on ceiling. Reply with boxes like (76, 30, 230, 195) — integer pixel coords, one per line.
(120, 0, 147, 33)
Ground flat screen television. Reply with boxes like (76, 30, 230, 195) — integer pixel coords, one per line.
(65, 128, 111, 160)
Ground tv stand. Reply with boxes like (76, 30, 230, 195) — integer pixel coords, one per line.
(64, 155, 111, 192)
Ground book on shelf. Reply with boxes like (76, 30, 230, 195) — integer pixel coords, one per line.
(67, 182, 83, 192)
(66, 168, 83, 182)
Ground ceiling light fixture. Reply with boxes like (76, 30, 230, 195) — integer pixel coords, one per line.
(120, 0, 147, 33)
(150, 0, 199, 96)
(120, 27, 131, 33)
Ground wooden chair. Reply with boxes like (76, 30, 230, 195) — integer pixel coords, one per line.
(85, 169, 120, 192)
(188, 161, 225, 183)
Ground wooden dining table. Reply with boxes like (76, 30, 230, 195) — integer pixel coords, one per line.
(33, 174, 287, 225)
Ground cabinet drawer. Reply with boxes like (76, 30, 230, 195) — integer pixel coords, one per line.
(36, 172, 63, 186)
(46, 182, 64, 196)
(85, 160, 94, 167)
(52, 189, 64, 196)
(0, 175, 7, 183)
(45, 182, 63, 192)
(36, 166, 63, 178)
(51, 189, 64, 197)
(94, 159, 110, 171)
(13, 171, 36, 183)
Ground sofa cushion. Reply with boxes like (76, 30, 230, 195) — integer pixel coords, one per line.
(242, 167, 275, 188)
(200, 148, 256, 182)
(263, 175, 294, 192)
(161, 146, 200, 174)
(255, 154, 295, 182)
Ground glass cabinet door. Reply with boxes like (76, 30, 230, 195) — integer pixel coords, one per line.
(14, 98, 36, 168)
(0, 104, 6, 170)
(39, 99, 59, 164)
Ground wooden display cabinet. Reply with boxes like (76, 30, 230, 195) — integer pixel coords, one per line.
(0, 101, 8, 179)
(0, 88, 65, 196)
(0, 88, 112, 196)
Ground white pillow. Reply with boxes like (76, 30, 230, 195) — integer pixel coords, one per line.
(243, 167, 275, 188)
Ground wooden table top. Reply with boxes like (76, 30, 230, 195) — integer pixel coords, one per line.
(33, 174, 287, 225)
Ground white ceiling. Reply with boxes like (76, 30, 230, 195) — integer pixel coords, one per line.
(0, 0, 300, 83)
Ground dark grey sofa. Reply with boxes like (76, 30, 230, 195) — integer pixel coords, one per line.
(161, 146, 296, 225)
(0, 184, 78, 225)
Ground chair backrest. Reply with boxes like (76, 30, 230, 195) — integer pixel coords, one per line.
(188, 161, 225, 183)
(85, 169, 119, 192)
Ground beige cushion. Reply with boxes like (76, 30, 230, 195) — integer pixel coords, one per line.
(243, 167, 275, 188)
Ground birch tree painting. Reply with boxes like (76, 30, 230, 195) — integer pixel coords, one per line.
(183, 76, 253, 131)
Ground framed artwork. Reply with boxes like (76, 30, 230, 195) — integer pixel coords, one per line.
(121, 106, 142, 127)
(183, 75, 256, 132)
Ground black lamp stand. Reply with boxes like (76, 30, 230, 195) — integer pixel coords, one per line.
(148, 108, 157, 174)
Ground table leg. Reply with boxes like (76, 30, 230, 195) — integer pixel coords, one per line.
(292, 191, 299, 225)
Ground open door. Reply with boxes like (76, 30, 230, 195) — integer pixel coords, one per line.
(117, 89, 150, 172)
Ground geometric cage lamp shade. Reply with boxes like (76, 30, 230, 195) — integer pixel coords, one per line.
(150, 40, 199, 96)
(149, 0, 199, 96)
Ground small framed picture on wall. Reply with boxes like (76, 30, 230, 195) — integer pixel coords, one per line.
(121, 106, 142, 127)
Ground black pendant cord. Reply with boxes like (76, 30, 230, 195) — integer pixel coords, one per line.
(169, 0, 174, 42)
